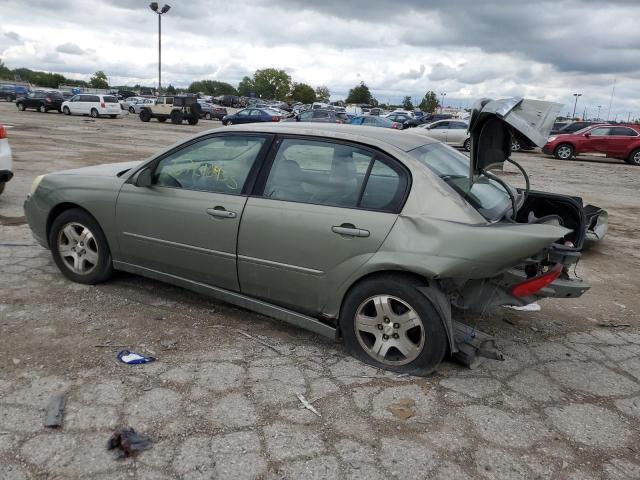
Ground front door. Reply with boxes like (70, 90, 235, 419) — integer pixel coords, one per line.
(115, 133, 272, 290)
(238, 137, 408, 314)
(580, 127, 611, 154)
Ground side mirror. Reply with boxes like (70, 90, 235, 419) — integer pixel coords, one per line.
(133, 167, 152, 187)
(584, 132, 591, 137)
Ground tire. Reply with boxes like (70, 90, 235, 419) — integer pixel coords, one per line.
(63, 106, 71, 115)
(554, 143, 574, 160)
(139, 109, 151, 122)
(157, 117, 167, 123)
(226, 120, 232, 126)
(340, 274, 448, 376)
(39, 105, 46, 113)
(170, 110, 183, 124)
(129, 106, 135, 114)
(90, 108, 99, 118)
(204, 112, 212, 120)
(511, 138, 521, 152)
(463, 138, 471, 152)
(17, 103, 25, 111)
(627, 149, 640, 166)
(0, 182, 5, 195)
(48, 208, 114, 285)
(188, 117, 198, 125)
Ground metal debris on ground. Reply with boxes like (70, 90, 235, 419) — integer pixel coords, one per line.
(44, 395, 65, 428)
(107, 427, 153, 458)
(504, 302, 541, 312)
(237, 330, 285, 355)
(116, 350, 156, 364)
(296, 393, 321, 417)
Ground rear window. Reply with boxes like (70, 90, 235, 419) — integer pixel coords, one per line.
(103, 96, 118, 103)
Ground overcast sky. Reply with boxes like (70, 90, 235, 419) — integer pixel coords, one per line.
(1, 0, 639, 118)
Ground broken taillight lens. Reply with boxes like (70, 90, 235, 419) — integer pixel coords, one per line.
(510, 264, 563, 298)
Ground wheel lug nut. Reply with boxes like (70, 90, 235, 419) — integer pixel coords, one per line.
(382, 334, 389, 340)
(377, 324, 383, 330)
(393, 333, 399, 339)
(393, 323, 400, 329)
(383, 317, 390, 323)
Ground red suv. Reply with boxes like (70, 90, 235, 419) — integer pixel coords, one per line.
(543, 124, 640, 166)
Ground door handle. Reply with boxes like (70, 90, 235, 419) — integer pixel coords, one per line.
(206, 207, 237, 219)
(332, 223, 370, 238)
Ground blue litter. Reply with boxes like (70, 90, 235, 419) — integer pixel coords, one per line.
(117, 350, 156, 365)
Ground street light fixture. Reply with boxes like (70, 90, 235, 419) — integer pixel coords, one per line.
(571, 93, 582, 119)
(440, 92, 446, 113)
(149, 3, 171, 95)
(597, 105, 602, 121)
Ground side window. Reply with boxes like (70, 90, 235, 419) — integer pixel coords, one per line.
(610, 127, 638, 136)
(299, 111, 313, 120)
(237, 109, 251, 116)
(360, 160, 406, 212)
(166, 97, 174, 105)
(363, 117, 377, 125)
(433, 122, 450, 129)
(313, 111, 329, 119)
(590, 127, 610, 136)
(451, 122, 467, 129)
(153, 136, 266, 194)
(263, 139, 374, 207)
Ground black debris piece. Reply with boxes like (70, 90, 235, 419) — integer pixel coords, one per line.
(107, 427, 153, 458)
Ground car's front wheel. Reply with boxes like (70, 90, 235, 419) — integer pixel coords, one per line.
(627, 149, 640, 166)
(39, 105, 46, 113)
(17, 103, 25, 111)
(129, 106, 135, 113)
(170, 110, 183, 124)
(463, 138, 471, 152)
(340, 274, 448, 376)
(49, 208, 114, 284)
(554, 143, 574, 160)
(63, 106, 71, 115)
(139, 109, 151, 122)
(90, 108, 99, 118)
(511, 138, 521, 152)
(204, 112, 212, 120)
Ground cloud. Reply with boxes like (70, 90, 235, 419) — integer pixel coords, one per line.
(5, 31, 22, 42)
(56, 42, 86, 55)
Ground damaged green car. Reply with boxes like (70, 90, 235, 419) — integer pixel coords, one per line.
(24, 98, 606, 375)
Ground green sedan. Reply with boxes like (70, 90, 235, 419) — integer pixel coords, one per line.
(24, 98, 593, 375)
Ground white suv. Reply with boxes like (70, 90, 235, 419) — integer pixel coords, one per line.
(0, 124, 13, 195)
(62, 94, 122, 118)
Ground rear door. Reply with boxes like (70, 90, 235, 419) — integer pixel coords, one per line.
(446, 121, 469, 145)
(237, 136, 408, 314)
(426, 121, 450, 142)
(606, 127, 640, 157)
(116, 133, 273, 290)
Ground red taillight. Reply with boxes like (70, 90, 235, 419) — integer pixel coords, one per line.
(0, 125, 6, 139)
(391, 123, 400, 129)
(271, 116, 279, 122)
(100, 102, 106, 108)
(510, 264, 563, 298)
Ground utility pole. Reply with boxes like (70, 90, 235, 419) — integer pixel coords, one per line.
(597, 105, 601, 120)
(440, 92, 446, 113)
(628, 112, 631, 123)
(571, 93, 582, 119)
(607, 78, 616, 121)
(149, 3, 171, 95)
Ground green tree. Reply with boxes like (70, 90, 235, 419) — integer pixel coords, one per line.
(315, 85, 330, 103)
(402, 96, 413, 110)
(252, 68, 291, 100)
(187, 80, 237, 96)
(0, 59, 11, 80)
(237, 76, 255, 96)
(419, 90, 439, 113)
(166, 84, 176, 94)
(89, 71, 108, 89)
(345, 82, 372, 104)
(289, 82, 316, 104)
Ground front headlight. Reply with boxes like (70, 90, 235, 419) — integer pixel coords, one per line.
(547, 136, 557, 142)
(30, 174, 45, 194)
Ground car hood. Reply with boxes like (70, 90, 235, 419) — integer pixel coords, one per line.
(54, 161, 142, 177)
(468, 97, 561, 177)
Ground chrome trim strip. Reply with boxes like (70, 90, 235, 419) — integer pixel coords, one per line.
(113, 260, 336, 339)
(238, 254, 324, 276)
(123, 232, 235, 259)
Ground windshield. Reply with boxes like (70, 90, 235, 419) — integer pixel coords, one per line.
(408, 142, 512, 221)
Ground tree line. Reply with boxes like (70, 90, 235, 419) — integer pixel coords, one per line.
(0, 59, 441, 111)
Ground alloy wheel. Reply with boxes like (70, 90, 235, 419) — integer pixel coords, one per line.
(354, 295, 425, 366)
(632, 151, 640, 165)
(57, 222, 99, 275)
(557, 145, 572, 159)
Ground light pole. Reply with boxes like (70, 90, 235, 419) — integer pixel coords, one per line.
(597, 105, 601, 121)
(149, 3, 171, 95)
(440, 92, 446, 113)
(571, 93, 582, 119)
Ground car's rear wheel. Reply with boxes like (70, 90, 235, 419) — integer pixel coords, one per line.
(90, 108, 99, 118)
(511, 138, 521, 152)
(627, 149, 640, 166)
(554, 143, 574, 160)
(340, 274, 448, 376)
(129, 106, 135, 114)
(63, 106, 71, 115)
(188, 117, 198, 125)
(170, 110, 183, 124)
(463, 138, 471, 152)
(139, 109, 151, 122)
(17, 103, 25, 111)
(39, 105, 46, 113)
(0, 182, 5, 195)
(49, 208, 114, 284)
(204, 112, 212, 120)
(225, 120, 232, 126)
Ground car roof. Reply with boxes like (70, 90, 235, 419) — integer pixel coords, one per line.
(213, 123, 438, 151)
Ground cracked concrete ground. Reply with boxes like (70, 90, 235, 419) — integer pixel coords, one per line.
(1, 102, 639, 479)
